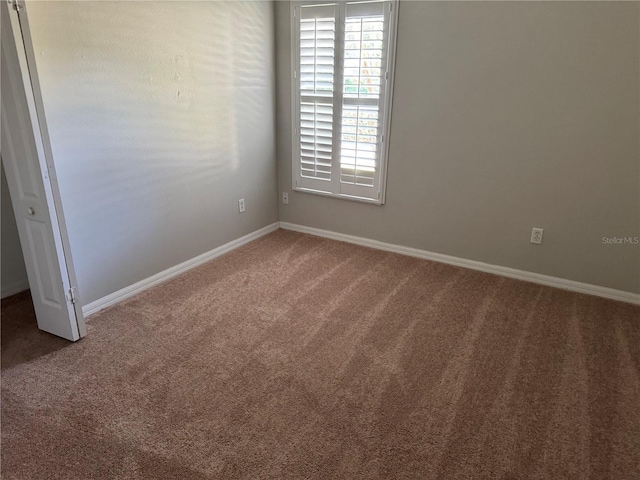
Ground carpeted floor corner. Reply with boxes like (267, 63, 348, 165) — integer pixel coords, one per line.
(2, 229, 639, 479)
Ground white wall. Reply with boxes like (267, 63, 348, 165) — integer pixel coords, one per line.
(276, 0, 640, 294)
(26, 1, 278, 304)
(1, 163, 29, 298)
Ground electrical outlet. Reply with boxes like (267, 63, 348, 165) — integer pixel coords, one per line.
(282, 192, 289, 205)
(238, 198, 245, 213)
(531, 228, 544, 244)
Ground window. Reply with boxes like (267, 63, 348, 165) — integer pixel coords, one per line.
(291, 0, 398, 204)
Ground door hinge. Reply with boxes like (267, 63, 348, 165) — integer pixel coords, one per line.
(10, 0, 23, 12)
(66, 286, 79, 304)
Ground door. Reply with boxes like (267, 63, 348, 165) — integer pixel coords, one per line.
(1, 0, 86, 341)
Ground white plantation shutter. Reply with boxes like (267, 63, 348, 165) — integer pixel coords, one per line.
(339, 1, 386, 198)
(340, 105, 378, 187)
(300, 102, 333, 180)
(296, 5, 337, 189)
(292, 0, 397, 204)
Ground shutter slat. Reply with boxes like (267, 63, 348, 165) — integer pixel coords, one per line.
(301, 64, 334, 74)
(301, 121, 333, 131)
(301, 113, 333, 123)
(302, 145, 332, 154)
(301, 104, 333, 115)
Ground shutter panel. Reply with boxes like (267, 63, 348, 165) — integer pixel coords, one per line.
(340, 104, 378, 186)
(300, 102, 333, 180)
(300, 16, 335, 97)
(295, 5, 337, 190)
(339, 1, 388, 198)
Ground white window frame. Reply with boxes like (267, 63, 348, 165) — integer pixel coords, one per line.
(290, 0, 399, 205)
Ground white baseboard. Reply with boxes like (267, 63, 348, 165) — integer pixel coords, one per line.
(280, 222, 640, 306)
(82, 220, 640, 315)
(82, 222, 280, 317)
(1, 279, 30, 299)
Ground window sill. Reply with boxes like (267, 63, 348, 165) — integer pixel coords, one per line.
(293, 186, 384, 206)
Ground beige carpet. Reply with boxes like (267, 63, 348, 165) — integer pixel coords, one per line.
(2, 229, 639, 479)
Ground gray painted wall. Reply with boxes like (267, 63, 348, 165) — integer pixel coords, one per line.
(26, 1, 278, 304)
(1, 163, 29, 298)
(276, 1, 640, 294)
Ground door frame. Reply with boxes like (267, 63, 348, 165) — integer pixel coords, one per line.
(3, 0, 86, 339)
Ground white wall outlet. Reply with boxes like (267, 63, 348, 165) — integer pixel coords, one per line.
(238, 198, 245, 213)
(282, 192, 289, 205)
(531, 228, 544, 244)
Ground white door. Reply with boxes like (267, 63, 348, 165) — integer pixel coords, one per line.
(1, 1, 86, 341)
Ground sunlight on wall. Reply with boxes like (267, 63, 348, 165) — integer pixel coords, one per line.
(26, 1, 277, 303)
